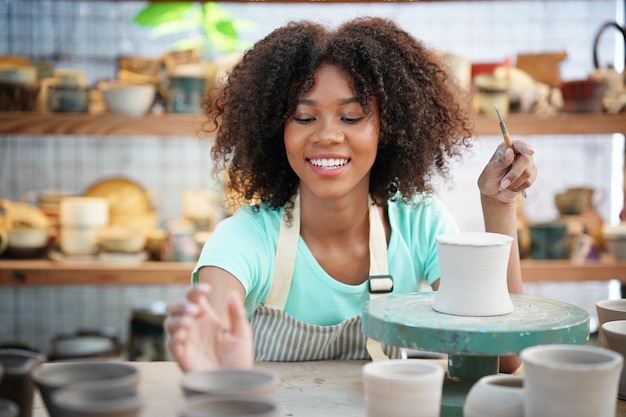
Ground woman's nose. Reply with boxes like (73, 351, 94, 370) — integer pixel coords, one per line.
(314, 120, 344, 144)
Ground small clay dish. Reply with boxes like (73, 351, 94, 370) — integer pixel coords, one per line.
(32, 361, 139, 417)
(178, 397, 281, 417)
(181, 368, 280, 400)
(51, 385, 141, 417)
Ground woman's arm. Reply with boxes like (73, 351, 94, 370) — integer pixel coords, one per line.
(478, 140, 537, 373)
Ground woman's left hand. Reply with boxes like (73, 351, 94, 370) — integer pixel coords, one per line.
(478, 140, 537, 204)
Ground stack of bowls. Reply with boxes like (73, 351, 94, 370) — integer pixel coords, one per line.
(32, 361, 141, 417)
(179, 368, 281, 417)
(59, 197, 109, 256)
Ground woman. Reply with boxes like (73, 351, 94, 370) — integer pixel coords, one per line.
(165, 17, 536, 374)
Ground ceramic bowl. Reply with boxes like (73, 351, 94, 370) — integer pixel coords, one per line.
(181, 368, 280, 400)
(7, 227, 49, 248)
(596, 299, 626, 348)
(97, 227, 146, 253)
(101, 83, 155, 116)
(601, 320, 626, 400)
(178, 397, 281, 417)
(51, 385, 141, 417)
(464, 374, 524, 417)
(32, 361, 139, 417)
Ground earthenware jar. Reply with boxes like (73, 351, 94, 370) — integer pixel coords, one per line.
(463, 374, 524, 417)
(432, 232, 513, 316)
(0, 348, 46, 417)
(521, 344, 623, 417)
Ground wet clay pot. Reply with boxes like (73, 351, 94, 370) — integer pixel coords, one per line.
(432, 232, 513, 316)
(521, 344, 623, 417)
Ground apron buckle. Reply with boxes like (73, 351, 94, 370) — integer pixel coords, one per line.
(368, 275, 394, 294)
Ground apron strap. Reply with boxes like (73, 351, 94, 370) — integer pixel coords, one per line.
(264, 192, 300, 310)
(267, 189, 392, 361)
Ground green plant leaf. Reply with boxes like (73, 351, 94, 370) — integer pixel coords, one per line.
(133, 3, 194, 27)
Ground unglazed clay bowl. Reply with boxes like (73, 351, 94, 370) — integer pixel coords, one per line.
(596, 299, 626, 348)
(178, 397, 282, 417)
(464, 374, 524, 417)
(180, 368, 280, 400)
(32, 361, 139, 417)
(51, 384, 141, 417)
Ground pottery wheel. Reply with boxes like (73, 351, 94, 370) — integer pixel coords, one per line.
(361, 292, 590, 417)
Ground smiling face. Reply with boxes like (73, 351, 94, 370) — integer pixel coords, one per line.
(284, 64, 380, 202)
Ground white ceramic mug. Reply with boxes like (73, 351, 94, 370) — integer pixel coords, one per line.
(521, 344, 623, 417)
(362, 359, 444, 417)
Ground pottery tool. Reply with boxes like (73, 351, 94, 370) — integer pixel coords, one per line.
(494, 105, 527, 198)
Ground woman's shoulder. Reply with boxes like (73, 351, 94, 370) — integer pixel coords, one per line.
(387, 193, 457, 232)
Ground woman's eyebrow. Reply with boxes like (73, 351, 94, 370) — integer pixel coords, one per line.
(296, 97, 360, 106)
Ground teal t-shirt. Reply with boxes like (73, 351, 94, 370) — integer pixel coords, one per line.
(192, 194, 458, 326)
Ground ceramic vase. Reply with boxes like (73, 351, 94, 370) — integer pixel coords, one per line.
(521, 344, 623, 417)
(463, 374, 524, 417)
(601, 320, 626, 400)
(362, 359, 444, 417)
(432, 232, 514, 316)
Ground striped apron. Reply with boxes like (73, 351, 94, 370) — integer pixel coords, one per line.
(250, 191, 401, 361)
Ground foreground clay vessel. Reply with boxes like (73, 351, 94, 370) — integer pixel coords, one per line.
(362, 359, 444, 417)
(432, 232, 513, 316)
(601, 319, 626, 400)
(463, 374, 524, 417)
(521, 344, 623, 417)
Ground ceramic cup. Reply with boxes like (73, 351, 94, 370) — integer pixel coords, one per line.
(432, 232, 513, 316)
(601, 320, 626, 400)
(181, 368, 280, 400)
(521, 344, 623, 417)
(463, 374, 524, 417)
(50, 384, 141, 417)
(0, 348, 46, 417)
(362, 359, 444, 417)
(178, 397, 281, 417)
(31, 361, 140, 417)
(59, 197, 109, 228)
(596, 299, 626, 348)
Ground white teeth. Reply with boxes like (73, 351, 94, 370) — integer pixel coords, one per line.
(309, 158, 348, 169)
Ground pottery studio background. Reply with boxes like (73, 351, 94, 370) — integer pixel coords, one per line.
(0, 0, 624, 355)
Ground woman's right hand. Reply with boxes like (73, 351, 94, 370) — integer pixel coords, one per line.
(164, 283, 254, 372)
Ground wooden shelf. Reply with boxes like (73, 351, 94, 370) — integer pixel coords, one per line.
(0, 260, 195, 286)
(0, 113, 209, 137)
(1, 112, 624, 137)
(1, 258, 624, 286)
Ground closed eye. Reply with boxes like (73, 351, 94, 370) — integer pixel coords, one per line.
(342, 116, 364, 124)
(294, 117, 316, 124)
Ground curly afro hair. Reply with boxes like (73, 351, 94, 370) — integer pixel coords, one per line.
(203, 17, 474, 210)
